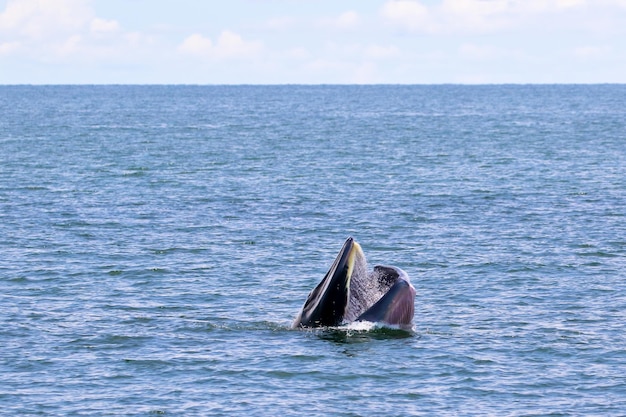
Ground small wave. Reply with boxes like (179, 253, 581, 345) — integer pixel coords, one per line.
(304, 321, 416, 343)
(343, 321, 415, 335)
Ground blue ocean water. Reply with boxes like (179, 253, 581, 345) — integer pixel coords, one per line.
(1, 85, 625, 416)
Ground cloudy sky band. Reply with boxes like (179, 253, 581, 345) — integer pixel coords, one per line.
(1, 0, 625, 84)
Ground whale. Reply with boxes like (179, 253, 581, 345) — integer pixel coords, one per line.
(293, 237, 416, 329)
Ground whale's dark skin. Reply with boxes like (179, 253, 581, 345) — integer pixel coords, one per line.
(293, 237, 416, 329)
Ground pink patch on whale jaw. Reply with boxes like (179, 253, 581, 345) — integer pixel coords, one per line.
(383, 284, 416, 326)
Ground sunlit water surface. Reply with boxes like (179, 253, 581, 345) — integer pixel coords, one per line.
(1, 85, 625, 416)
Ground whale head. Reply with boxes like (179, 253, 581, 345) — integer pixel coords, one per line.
(293, 237, 415, 329)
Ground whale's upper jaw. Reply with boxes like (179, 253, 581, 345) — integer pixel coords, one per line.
(293, 237, 359, 328)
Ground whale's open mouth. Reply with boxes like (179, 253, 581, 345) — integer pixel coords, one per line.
(293, 237, 415, 329)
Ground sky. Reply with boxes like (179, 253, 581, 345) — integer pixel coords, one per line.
(1, 0, 626, 84)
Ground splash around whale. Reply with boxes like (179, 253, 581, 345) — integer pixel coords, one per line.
(293, 237, 416, 330)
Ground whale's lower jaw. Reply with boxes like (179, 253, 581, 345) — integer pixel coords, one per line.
(356, 277, 416, 327)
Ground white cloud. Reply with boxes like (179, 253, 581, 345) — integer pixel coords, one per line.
(218, 31, 262, 58)
(365, 44, 401, 59)
(381, 0, 432, 32)
(304, 58, 347, 73)
(0, 0, 92, 39)
(265, 16, 298, 30)
(0, 0, 135, 61)
(320, 10, 360, 30)
(90, 18, 121, 35)
(441, 0, 587, 15)
(605, 0, 626, 7)
(381, 0, 513, 34)
(539, 0, 587, 10)
(573, 45, 612, 59)
(381, 0, 594, 34)
(441, 0, 508, 16)
(56, 34, 83, 57)
(440, 0, 511, 32)
(336, 11, 360, 29)
(179, 33, 213, 55)
(0, 0, 166, 72)
(287, 47, 311, 60)
(179, 31, 263, 60)
(458, 43, 499, 60)
(0, 40, 20, 55)
(556, 0, 587, 8)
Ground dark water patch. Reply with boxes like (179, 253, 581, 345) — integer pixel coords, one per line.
(313, 326, 415, 344)
(576, 250, 619, 258)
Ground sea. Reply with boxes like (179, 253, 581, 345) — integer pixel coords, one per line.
(1, 85, 625, 416)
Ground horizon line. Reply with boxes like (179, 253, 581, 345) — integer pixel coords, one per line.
(1, 82, 625, 87)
